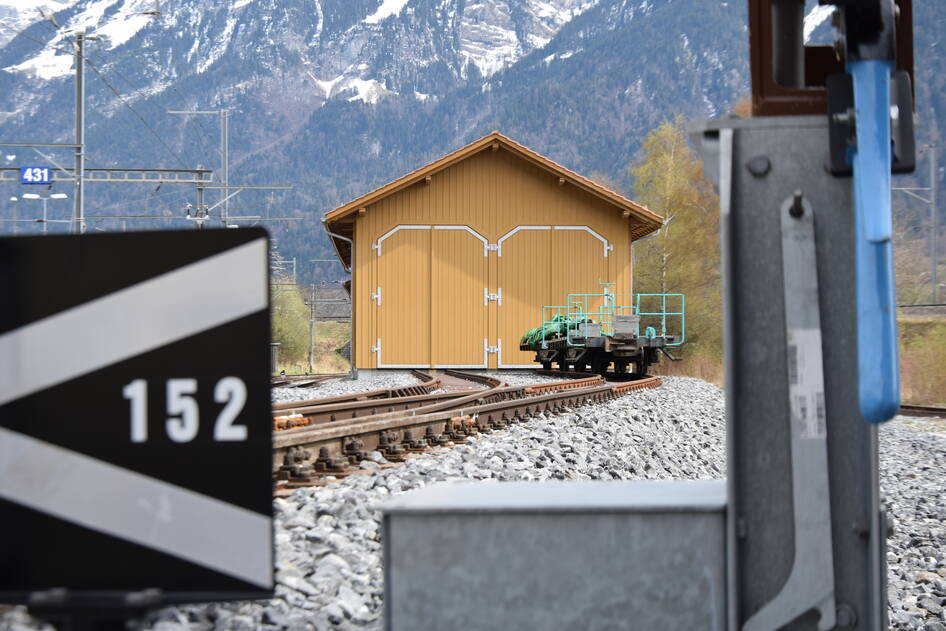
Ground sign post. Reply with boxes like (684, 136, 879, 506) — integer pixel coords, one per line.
(0, 228, 273, 629)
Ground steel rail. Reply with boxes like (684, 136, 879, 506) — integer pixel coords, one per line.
(272, 369, 440, 411)
(442, 369, 507, 389)
(274, 381, 526, 433)
(898, 404, 946, 418)
(271, 374, 348, 388)
(273, 385, 614, 482)
(273, 374, 663, 488)
(274, 391, 468, 430)
(273, 370, 496, 431)
(536, 369, 656, 383)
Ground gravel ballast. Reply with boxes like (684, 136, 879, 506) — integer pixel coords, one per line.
(272, 372, 423, 405)
(1, 374, 942, 631)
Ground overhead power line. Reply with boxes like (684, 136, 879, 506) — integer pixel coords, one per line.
(0, 22, 191, 171)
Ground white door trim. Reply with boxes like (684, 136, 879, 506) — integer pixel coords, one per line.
(433, 225, 490, 256)
(374, 225, 431, 256)
(495, 225, 551, 256)
(496, 338, 539, 369)
(373, 338, 430, 369)
(553, 225, 613, 257)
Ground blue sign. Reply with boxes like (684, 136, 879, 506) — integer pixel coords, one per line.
(19, 166, 51, 185)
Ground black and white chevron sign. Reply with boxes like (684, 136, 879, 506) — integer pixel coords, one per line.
(0, 229, 273, 603)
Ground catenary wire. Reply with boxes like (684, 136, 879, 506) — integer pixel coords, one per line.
(1, 21, 192, 170)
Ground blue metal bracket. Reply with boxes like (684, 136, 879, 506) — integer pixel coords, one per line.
(849, 59, 899, 423)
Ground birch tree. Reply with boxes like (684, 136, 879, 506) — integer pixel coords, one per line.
(631, 118, 722, 360)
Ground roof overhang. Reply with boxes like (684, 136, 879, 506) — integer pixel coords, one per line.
(323, 131, 663, 269)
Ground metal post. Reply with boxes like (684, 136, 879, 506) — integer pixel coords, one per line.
(221, 110, 229, 225)
(308, 285, 316, 375)
(931, 144, 938, 303)
(771, 0, 805, 88)
(167, 110, 230, 226)
(696, 116, 886, 631)
(350, 235, 357, 381)
(42, 198, 47, 235)
(73, 32, 85, 235)
(196, 183, 205, 230)
(196, 163, 205, 230)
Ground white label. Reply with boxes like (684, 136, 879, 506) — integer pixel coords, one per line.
(787, 328, 827, 439)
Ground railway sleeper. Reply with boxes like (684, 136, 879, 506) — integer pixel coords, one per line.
(485, 413, 508, 430)
(473, 415, 493, 432)
(462, 416, 480, 437)
(379, 432, 407, 461)
(277, 446, 317, 482)
(314, 446, 351, 474)
(441, 423, 466, 443)
(343, 437, 370, 464)
(401, 429, 428, 452)
(442, 417, 473, 443)
(424, 426, 450, 447)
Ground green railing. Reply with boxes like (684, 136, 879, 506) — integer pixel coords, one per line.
(635, 293, 685, 346)
(532, 285, 685, 348)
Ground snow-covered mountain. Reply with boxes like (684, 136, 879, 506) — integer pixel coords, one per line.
(2, 0, 597, 104)
(0, 0, 75, 48)
(0, 0, 941, 282)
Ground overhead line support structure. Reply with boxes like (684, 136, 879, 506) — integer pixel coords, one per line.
(168, 110, 231, 223)
(74, 31, 85, 233)
(3, 40, 293, 232)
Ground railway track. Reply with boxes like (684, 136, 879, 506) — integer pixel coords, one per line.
(536, 368, 655, 382)
(898, 404, 946, 418)
(272, 369, 442, 413)
(272, 369, 661, 490)
(271, 373, 349, 388)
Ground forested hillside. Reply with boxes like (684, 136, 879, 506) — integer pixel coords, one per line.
(0, 0, 942, 289)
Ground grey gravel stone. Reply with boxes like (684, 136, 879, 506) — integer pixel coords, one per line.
(228, 614, 255, 631)
(273, 371, 422, 405)
(3, 376, 943, 631)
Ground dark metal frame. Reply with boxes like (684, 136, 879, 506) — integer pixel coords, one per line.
(749, 0, 913, 116)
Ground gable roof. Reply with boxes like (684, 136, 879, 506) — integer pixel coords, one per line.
(322, 131, 663, 269)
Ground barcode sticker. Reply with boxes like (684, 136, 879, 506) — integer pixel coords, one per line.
(787, 328, 827, 439)
(815, 392, 826, 437)
(788, 344, 799, 385)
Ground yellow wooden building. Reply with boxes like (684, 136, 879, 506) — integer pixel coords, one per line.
(323, 131, 662, 370)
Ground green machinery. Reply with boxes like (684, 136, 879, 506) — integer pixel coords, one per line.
(519, 283, 685, 374)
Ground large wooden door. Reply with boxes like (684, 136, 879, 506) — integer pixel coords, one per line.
(551, 227, 611, 323)
(497, 226, 613, 367)
(376, 227, 430, 367)
(497, 227, 553, 367)
(431, 227, 489, 367)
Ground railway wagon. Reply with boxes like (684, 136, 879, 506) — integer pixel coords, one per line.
(520, 289, 685, 375)
(323, 131, 664, 370)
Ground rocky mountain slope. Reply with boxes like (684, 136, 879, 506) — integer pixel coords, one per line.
(0, 0, 941, 282)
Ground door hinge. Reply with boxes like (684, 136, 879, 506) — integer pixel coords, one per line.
(483, 288, 502, 305)
(371, 339, 381, 354)
(370, 287, 381, 306)
(486, 243, 499, 252)
(486, 345, 501, 354)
